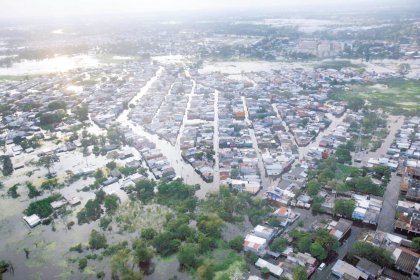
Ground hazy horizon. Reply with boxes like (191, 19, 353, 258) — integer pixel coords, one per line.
(1, 0, 419, 21)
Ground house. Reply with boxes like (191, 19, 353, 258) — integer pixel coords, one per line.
(255, 258, 283, 278)
(327, 218, 352, 242)
(272, 207, 300, 227)
(356, 258, 382, 279)
(393, 247, 420, 276)
(253, 225, 277, 241)
(23, 214, 41, 228)
(50, 199, 67, 210)
(244, 234, 268, 256)
(331, 260, 368, 280)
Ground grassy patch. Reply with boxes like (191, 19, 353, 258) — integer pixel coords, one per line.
(316, 60, 363, 70)
(332, 78, 420, 116)
(114, 202, 171, 233)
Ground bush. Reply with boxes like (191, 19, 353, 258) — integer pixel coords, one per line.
(229, 236, 244, 252)
(89, 230, 108, 250)
(69, 243, 83, 253)
(78, 258, 87, 271)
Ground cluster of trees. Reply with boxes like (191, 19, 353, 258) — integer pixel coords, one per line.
(334, 200, 356, 218)
(24, 194, 61, 218)
(349, 241, 394, 267)
(26, 182, 42, 198)
(201, 186, 273, 225)
(77, 190, 120, 224)
(345, 176, 384, 196)
(335, 143, 353, 164)
(38, 110, 66, 127)
(290, 229, 339, 261)
(308, 155, 385, 197)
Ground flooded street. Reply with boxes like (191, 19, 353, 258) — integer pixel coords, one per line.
(117, 66, 217, 198)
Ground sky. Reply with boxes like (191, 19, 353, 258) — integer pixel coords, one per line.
(0, 0, 417, 19)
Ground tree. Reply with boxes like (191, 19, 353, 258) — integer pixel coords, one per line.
(177, 243, 200, 268)
(373, 165, 391, 182)
(347, 96, 365, 112)
(334, 200, 356, 218)
(1, 155, 13, 176)
(110, 249, 143, 280)
(77, 199, 102, 224)
(153, 232, 180, 256)
(89, 230, 108, 250)
(78, 258, 87, 271)
(261, 267, 270, 277)
(307, 180, 320, 197)
(104, 194, 120, 214)
(350, 241, 393, 267)
(132, 239, 153, 266)
(24, 194, 60, 218)
(135, 179, 156, 202)
(314, 229, 339, 252)
(197, 214, 224, 238)
(196, 261, 215, 280)
(106, 161, 117, 170)
(7, 185, 19, 198)
(229, 236, 244, 252)
(197, 233, 216, 253)
(335, 145, 352, 164)
(26, 182, 42, 199)
(40, 179, 59, 192)
(312, 196, 324, 214)
(297, 235, 312, 253)
(141, 228, 157, 241)
(412, 237, 420, 253)
(271, 237, 288, 253)
(310, 242, 327, 261)
(37, 155, 55, 177)
(293, 266, 307, 280)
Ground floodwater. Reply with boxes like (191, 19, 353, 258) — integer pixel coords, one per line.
(116, 66, 218, 198)
(0, 55, 99, 76)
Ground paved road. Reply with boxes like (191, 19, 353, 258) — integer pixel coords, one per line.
(377, 172, 401, 232)
(353, 115, 404, 166)
(351, 115, 404, 232)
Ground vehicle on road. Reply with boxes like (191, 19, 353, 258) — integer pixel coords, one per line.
(318, 263, 326, 271)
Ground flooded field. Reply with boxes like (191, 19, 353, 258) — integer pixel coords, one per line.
(0, 55, 99, 76)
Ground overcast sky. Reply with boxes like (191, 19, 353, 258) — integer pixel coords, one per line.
(0, 0, 417, 19)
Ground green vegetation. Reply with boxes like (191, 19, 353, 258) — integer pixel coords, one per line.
(334, 200, 356, 218)
(308, 155, 385, 196)
(0, 155, 14, 176)
(24, 194, 60, 218)
(26, 182, 42, 198)
(316, 60, 363, 71)
(331, 78, 420, 116)
(270, 237, 288, 253)
(293, 266, 308, 280)
(89, 230, 108, 250)
(412, 237, 420, 253)
(349, 241, 394, 267)
(229, 236, 244, 252)
(77, 190, 107, 224)
(290, 229, 339, 261)
(7, 185, 20, 198)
